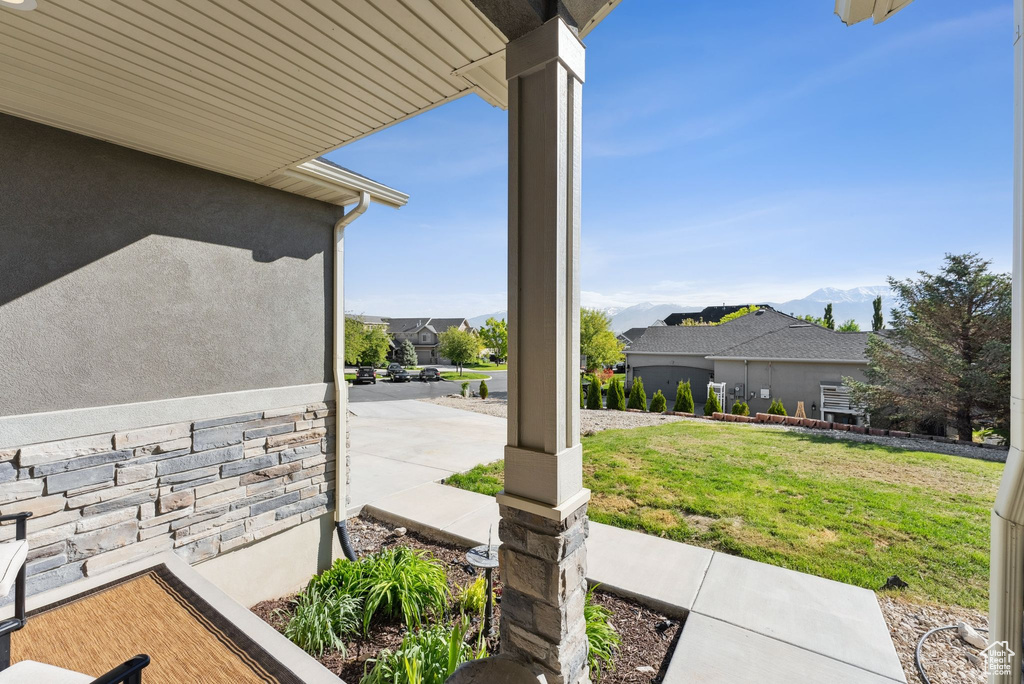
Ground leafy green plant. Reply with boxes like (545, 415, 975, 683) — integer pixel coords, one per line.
(586, 373, 604, 410)
(585, 586, 620, 680)
(455, 576, 489, 616)
(704, 387, 722, 415)
(479, 380, 489, 400)
(580, 374, 585, 408)
(731, 401, 749, 416)
(649, 390, 667, 413)
(627, 377, 647, 411)
(767, 399, 787, 416)
(312, 549, 449, 633)
(283, 586, 361, 656)
(606, 378, 625, 411)
(361, 620, 479, 684)
(461, 381, 470, 398)
(674, 380, 694, 413)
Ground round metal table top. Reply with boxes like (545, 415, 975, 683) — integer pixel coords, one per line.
(466, 544, 499, 569)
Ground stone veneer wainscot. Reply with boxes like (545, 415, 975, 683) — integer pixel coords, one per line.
(0, 402, 336, 600)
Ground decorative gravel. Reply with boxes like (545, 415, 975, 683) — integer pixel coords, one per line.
(880, 595, 988, 683)
(421, 397, 1006, 462)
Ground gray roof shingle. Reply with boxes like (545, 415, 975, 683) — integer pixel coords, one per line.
(711, 326, 869, 361)
(626, 309, 796, 354)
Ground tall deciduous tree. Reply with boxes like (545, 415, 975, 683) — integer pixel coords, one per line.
(848, 254, 1010, 441)
(872, 295, 885, 332)
(359, 326, 392, 368)
(823, 303, 835, 330)
(438, 328, 482, 376)
(837, 319, 861, 332)
(580, 308, 624, 371)
(398, 339, 417, 367)
(478, 318, 507, 363)
(344, 317, 368, 366)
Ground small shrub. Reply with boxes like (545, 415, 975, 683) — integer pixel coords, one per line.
(607, 378, 626, 411)
(361, 621, 477, 684)
(461, 381, 470, 398)
(283, 586, 361, 656)
(585, 586, 620, 680)
(674, 380, 694, 413)
(627, 376, 647, 411)
(650, 390, 667, 413)
(731, 401, 749, 416)
(479, 380, 489, 400)
(455, 576, 490, 616)
(586, 373, 604, 410)
(767, 399, 787, 416)
(580, 374, 585, 408)
(704, 387, 722, 415)
(595, 368, 614, 385)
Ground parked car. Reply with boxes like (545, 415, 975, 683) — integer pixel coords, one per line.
(390, 368, 412, 383)
(354, 367, 377, 385)
(386, 362, 403, 376)
(419, 367, 441, 382)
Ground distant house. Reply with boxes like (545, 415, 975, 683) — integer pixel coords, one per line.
(625, 309, 869, 422)
(663, 305, 774, 327)
(386, 317, 473, 365)
(617, 327, 649, 349)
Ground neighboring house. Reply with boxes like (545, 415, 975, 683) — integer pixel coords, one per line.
(663, 305, 774, 327)
(618, 327, 649, 350)
(386, 318, 474, 366)
(625, 309, 869, 422)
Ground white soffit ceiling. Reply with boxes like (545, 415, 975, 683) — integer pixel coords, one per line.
(0, 0, 522, 206)
(834, 0, 915, 26)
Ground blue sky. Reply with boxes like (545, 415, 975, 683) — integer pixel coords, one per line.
(330, 0, 1012, 318)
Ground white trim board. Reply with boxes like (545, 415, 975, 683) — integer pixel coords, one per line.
(0, 383, 333, 449)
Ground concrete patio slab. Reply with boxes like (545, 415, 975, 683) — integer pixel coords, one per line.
(442, 501, 501, 547)
(690, 553, 905, 682)
(363, 482, 492, 537)
(588, 522, 712, 617)
(347, 451, 451, 515)
(665, 614, 902, 684)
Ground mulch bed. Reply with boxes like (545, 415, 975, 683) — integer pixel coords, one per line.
(251, 516, 680, 684)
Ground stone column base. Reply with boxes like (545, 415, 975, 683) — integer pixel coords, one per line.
(498, 498, 590, 684)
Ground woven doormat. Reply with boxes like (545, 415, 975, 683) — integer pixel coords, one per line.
(12, 565, 305, 684)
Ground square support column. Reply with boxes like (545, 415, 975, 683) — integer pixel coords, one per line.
(498, 17, 590, 684)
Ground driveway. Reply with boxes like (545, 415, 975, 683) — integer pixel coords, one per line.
(348, 371, 507, 403)
(346, 399, 505, 514)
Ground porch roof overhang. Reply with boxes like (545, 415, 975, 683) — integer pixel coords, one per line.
(834, 0, 915, 26)
(0, 0, 618, 208)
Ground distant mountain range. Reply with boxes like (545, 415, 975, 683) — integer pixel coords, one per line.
(468, 286, 894, 333)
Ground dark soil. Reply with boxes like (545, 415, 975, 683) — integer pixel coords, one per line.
(251, 516, 680, 684)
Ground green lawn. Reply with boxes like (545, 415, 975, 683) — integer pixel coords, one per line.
(464, 361, 508, 371)
(446, 420, 1002, 609)
(441, 371, 490, 381)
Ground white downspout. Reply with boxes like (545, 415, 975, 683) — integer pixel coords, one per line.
(333, 191, 370, 560)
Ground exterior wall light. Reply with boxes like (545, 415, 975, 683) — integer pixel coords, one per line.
(0, 0, 37, 10)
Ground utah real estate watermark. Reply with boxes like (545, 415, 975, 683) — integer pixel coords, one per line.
(982, 640, 1015, 677)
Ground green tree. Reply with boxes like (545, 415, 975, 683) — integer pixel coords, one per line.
(586, 374, 604, 410)
(731, 401, 749, 416)
(627, 377, 647, 411)
(798, 314, 825, 326)
(718, 305, 759, 325)
(398, 339, 417, 367)
(767, 399, 787, 416)
(650, 390, 667, 413)
(359, 326, 391, 367)
(438, 328, 483, 376)
(478, 318, 507, 363)
(580, 374, 585, 408)
(823, 303, 835, 330)
(607, 378, 626, 411)
(479, 380, 489, 400)
(704, 386, 722, 415)
(344, 317, 368, 366)
(674, 380, 694, 413)
(872, 295, 885, 332)
(581, 308, 625, 371)
(848, 253, 1010, 441)
(837, 319, 861, 332)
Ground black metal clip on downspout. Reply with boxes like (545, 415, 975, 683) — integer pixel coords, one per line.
(0, 511, 33, 671)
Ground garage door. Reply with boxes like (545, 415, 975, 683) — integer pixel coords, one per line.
(632, 366, 713, 413)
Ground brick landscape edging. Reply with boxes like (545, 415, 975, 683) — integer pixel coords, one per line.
(0, 402, 337, 600)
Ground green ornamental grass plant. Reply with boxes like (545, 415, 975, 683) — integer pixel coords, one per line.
(584, 586, 620, 680)
(455, 576, 488, 616)
(283, 586, 361, 657)
(361, 619, 482, 684)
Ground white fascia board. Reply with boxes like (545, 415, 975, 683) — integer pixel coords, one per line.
(706, 356, 868, 364)
(293, 159, 409, 209)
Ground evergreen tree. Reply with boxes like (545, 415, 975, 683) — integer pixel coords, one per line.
(607, 378, 626, 411)
(823, 303, 835, 330)
(398, 338, 417, 367)
(586, 373, 604, 410)
(731, 401, 749, 416)
(767, 399, 787, 416)
(673, 380, 695, 413)
(479, 380, 489, 400)
(872, 295, 884, 331)
(704, 387, 722, 415)
(650, 390, 667, 413)
(627, 377, 647, 411)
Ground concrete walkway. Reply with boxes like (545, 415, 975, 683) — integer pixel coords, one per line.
(348, 400, 906, 683)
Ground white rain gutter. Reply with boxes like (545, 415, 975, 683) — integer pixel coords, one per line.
(332, 191, 370, 559)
